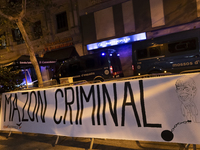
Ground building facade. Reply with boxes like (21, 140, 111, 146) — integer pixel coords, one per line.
(0, 0, 82, 62)
(79, 0, 200, 77)
(0, 0, 83, 81)
(1, 0, 200, 80)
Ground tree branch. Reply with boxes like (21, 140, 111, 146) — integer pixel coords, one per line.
(0, 10, 15, 21)
(20, 0, 26, 19)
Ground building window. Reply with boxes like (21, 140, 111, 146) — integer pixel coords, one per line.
(56, 12, 68, 33)
(137, 49, 148, 59)
(8, 0, 22, 5)
(12, 28, 24, 44)
(168, 38, 197, 53)
(8, 0, 19, 2)
(0, 32, 6, 49)
(149, 47, 161, 57)
(33, 20, 43, 40)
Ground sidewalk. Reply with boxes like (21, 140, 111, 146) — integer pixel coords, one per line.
(0, 131, 199, 150)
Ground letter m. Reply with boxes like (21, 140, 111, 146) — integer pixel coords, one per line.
(4, 94, 12, 122)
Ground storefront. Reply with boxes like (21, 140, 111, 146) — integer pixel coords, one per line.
(8, 55, 57, 86)
(42, 37, 79, 61)
(43, 46, 79, 61)
(86, 32, 147, 77)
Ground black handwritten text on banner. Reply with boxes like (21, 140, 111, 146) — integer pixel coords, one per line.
(3, 81, 161, 127)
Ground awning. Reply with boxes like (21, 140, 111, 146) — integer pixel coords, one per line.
(43, 46, 79, 61)
(0, 55, 57, 68)
(14, 55, 57, 68)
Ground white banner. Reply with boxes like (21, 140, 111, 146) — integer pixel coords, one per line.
(1, 73, 200, 144)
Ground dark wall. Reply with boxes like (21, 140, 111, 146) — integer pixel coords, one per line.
(132, 0, 152, 33)
(113, 3, 124, 37)
(163, 0, 197, 27)
(80, 13, 96, 45)
(80, 4, 126, 45)
(80, 0, 199, 45)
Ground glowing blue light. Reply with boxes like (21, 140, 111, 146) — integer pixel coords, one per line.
(117, 54, 120, 56)
(87, 43, 98, 50)
(110, 54, 112, 56)
(101, 52, 105, 56)
(21, 70, 33, 85)
(87, 32, 146, 50)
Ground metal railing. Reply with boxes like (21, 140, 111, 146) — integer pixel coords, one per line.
(22, 69, 200, 90)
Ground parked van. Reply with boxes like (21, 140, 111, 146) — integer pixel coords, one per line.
(132, 28, 200, 75)
(54, 49, 124, 82)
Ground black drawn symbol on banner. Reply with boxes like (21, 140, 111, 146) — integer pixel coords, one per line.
(16, 122, 22, 126)
(161, 120, 191, 141)
(16, 122, 22, 129)
(175, 77, 198, 122)
(161, 130, 174, 142)
(162, 76, 196, 142)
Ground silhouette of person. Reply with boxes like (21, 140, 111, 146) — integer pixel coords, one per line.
(175, 76, 198, 122)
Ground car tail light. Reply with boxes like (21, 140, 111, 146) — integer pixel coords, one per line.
(110, 66, 113, 74)
(132, 65, 134, 71)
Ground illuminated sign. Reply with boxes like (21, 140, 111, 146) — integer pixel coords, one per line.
(87, 32, 146, 50)
(46, 37, 73, 46)
(44, 37, 73, 52)
(19, 61, 56, 65)
(44, 42, 73, 52)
